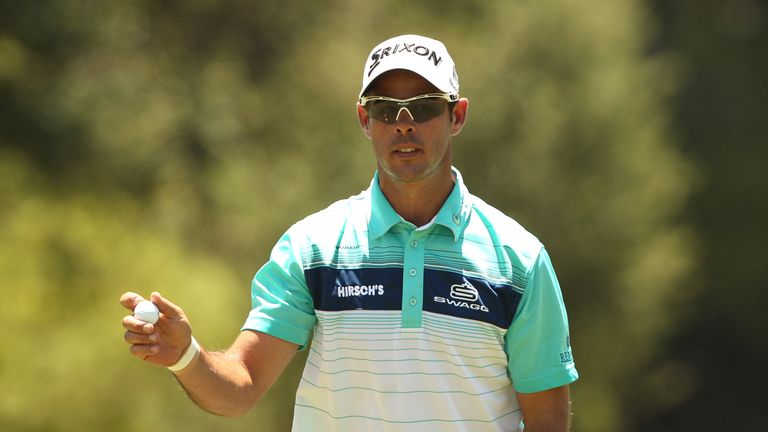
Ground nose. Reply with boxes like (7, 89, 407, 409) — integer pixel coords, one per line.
(395, 107, 415, 133)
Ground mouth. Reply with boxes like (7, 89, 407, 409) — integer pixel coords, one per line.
(389, 135, 422, 158)
(392, 146, 422, 158)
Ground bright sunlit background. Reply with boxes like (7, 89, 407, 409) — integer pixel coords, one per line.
(1, 1, 766, 431)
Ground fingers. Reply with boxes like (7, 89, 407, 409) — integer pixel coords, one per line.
(123, 318, 160, 360)
(121, 292, 160, 359)
(129, 341, 160, 359)
(150, 291, 184, 320)
(120, 291, 193, 366)
(122, 314, 155, 334)
(119, 291, 185, 328)
(119, 292, 145, 311)
(124, 328, 159, 345)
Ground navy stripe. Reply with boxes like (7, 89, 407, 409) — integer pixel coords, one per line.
(305, 267, 521, 328)
(423, 270, 521, 329)
(306, 267, 403, 311)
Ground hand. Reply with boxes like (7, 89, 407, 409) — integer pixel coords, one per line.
(121, 291, 193, 367)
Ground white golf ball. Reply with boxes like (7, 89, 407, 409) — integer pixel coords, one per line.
(134, 300, 160, 324)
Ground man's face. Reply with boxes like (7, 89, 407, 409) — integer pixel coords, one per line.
(357, 69, 468, 186)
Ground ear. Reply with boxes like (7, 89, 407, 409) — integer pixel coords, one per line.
(357, 103, 372, 138)
(449, 98, 469, 136)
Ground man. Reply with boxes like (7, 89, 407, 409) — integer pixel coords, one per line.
(121, 34, 578, 431)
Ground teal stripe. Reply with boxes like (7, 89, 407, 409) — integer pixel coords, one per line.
(295, 402, 520, 424)
(317, 312, 505, 339)
(307, 349, 504, 370)
(302, 259, 525, 289)
(422, 316, 505, 339)
(305, 358, 508, 380)
(315, 328, 502, 348)
(308, 344, 507, 362)
(316, 322, 499, 340)
(319, 322, 400, 330)
(301, 262, 526, 294)
(312, 338, 495, 350)
(313, 335, 501, 352)
(304, 261, 402, 269)
(422, 317, 504, 339)
(316, 311, 400, 324)
(321, 323, 504, 345)
(300, 377, 511, 397)
(302, 237, 530, 285)
(318, 313, 400, 321)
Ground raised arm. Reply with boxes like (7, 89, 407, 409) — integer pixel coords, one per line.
(121, 291, 298, 416)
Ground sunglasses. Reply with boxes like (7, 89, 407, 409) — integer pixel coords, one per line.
(359, 93, 457, 124)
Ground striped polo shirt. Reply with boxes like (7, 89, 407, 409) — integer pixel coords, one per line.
(243, 168, 578, 431)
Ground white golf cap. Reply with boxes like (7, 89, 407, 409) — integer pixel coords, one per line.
(359, 34, 459, 100)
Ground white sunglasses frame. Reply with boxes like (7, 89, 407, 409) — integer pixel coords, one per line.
(358, 92, 458, 105)
(359, 92, 459, 123)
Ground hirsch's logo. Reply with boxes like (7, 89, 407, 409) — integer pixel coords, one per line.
(335, 284, 384, 298)
(434, 279, 489, 313)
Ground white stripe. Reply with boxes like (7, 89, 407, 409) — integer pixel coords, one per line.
(296, 309, 521, 430)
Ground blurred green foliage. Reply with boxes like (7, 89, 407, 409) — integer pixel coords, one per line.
(1, 0, 764, 431)
(636, 1, 768, 430)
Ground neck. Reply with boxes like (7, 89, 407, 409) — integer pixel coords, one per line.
(378, 168, 455, 227)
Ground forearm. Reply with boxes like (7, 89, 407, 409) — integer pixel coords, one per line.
(521, 417, 571, 432)
(517, 385, 572, 432)
(172, 348, 261, 417)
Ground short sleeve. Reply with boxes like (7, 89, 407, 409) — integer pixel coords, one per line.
(505, 247, 578, 393)
(241, 228, 317, 349)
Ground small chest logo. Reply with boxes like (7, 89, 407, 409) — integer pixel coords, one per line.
(434, 279, 489, 313)
(335, 284, 384, 298)
(450, 281, 479, 301)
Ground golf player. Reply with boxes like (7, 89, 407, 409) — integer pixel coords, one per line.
(121, 34, 579, 431)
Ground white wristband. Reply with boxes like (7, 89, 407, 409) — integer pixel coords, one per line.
(167, 336, 200, 373)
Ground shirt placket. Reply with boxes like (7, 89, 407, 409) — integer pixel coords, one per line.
(401, 230, 425, 328)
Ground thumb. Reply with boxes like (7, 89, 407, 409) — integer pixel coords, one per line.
(120, 291, 146, 311)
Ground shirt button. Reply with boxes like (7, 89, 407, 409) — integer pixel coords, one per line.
(409, 268, 417, 276)
(453, 214, 461, 225)
(410, 240, 418, 248)
(409, 296, 418, 306)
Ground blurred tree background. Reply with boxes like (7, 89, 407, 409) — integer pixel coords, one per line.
(0, 0, 764, 431)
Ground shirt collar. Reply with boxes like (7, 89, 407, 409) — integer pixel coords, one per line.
(368, 167, 471, 241)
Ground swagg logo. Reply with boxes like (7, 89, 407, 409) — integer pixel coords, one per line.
(434, 279, 489, 313)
